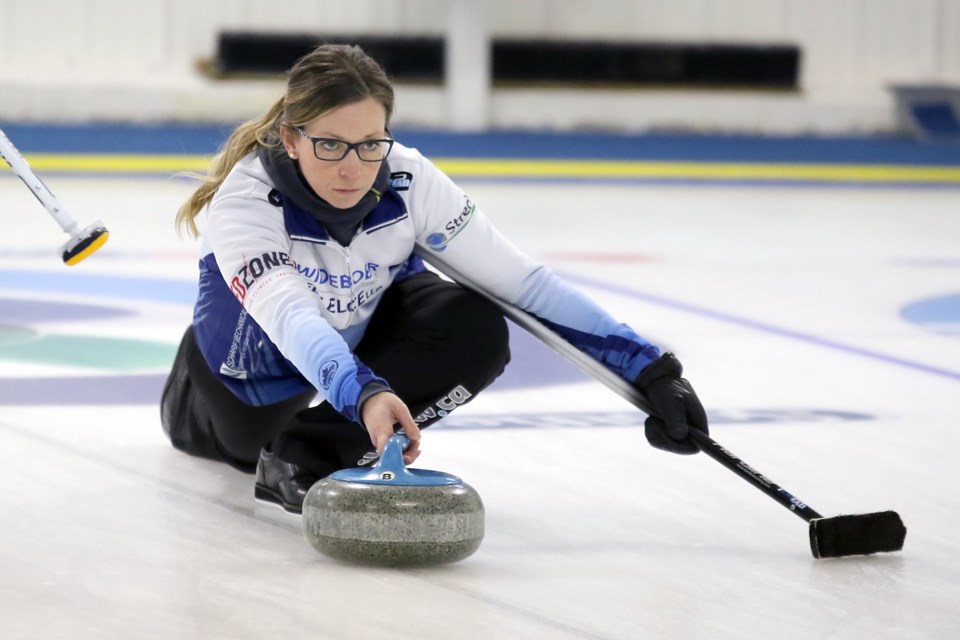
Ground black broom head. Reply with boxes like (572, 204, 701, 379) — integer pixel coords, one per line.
(809, 511, 906, 558)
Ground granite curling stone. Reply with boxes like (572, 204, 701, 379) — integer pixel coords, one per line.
(302, 435, 484, 566)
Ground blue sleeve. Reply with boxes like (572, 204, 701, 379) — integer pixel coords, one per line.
(193, 252, 387, 420)
(515, 266, 661, 382)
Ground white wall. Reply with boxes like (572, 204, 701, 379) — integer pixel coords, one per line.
(1, 0, 958, 133)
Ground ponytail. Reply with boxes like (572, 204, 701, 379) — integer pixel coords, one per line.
(175, 97, 285, 237)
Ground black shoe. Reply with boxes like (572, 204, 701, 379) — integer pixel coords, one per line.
(254, 448, 319, 514)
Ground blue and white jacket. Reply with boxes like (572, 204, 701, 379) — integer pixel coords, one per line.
(193, 142, 661, 422)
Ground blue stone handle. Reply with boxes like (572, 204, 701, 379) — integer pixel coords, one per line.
(377, 434, 410, 476)
(328, 433, 463, 486)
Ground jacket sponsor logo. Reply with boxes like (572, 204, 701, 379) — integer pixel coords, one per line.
(389, 171, 412, 191)
(425, 196, 476, 252)
(230, 251, 292, 302)
(295, 261, 379, 288)
(219, 364, 248, 379)
(219, 309, 249, 378)
(319, 360, 338, 389)
(324, 284, 385, 314)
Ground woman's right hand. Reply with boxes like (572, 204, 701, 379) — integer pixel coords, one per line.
(360, 391, 421, 465)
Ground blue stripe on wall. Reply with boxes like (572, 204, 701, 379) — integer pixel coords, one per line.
(3, 122, 960, 166)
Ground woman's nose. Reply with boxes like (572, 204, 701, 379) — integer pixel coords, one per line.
(338, 151, 364, 178)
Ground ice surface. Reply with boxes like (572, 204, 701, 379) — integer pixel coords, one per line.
(1, 175, 958, 639)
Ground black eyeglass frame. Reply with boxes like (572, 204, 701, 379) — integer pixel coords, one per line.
(294, 127, 394, 162)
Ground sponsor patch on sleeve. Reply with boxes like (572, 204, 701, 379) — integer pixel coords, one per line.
(319, 360, 339, 389)
(230, 251, 292, 303)
(425, 196, 476, 252)
(389, 171, 413, 191)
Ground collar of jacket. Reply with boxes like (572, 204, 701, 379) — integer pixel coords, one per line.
(258, 144, 391, 246)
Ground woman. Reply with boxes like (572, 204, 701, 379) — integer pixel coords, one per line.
(161, 44, 708, 514)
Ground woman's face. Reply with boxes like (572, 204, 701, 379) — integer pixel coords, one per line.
(281, 97, 388, 209)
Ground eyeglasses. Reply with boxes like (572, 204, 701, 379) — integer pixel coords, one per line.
(295, 127, 394, 162)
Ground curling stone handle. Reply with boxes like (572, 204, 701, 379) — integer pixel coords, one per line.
(376, 434, 411, 475)
(329, 433, 462, 485)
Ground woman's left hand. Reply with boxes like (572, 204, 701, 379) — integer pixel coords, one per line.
(361, 391, 422, 465)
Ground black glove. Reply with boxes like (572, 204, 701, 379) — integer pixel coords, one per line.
(634, 353, 709, 455)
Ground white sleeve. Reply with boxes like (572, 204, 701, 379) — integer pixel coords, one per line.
(409, 153, 661, 381)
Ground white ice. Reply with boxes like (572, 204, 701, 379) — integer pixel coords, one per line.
(1, 175, 958, 639)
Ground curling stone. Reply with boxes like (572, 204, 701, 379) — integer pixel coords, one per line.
(302, 434, 484, 566)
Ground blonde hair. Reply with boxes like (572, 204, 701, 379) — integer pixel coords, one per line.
(176, 44, 395, 237)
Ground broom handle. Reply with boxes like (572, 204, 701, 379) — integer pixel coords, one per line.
(419, 251, 823, 523)
(687, 430, 822, 521)
(0, 127, 79, 234)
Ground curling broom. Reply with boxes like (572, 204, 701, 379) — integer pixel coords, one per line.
(0, 127, 109, 265)
(420, 250, 907, 558)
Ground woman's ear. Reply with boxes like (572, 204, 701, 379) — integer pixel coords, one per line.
(279, 126, 299, 160)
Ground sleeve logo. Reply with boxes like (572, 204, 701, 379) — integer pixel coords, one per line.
(319, 360, 339, 389)
(230, 251, 292, 302)
(425, 196, 475, 252)
(389, 171, 413, 191)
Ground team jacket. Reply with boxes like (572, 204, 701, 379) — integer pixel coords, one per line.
(193, 142, 661, 422)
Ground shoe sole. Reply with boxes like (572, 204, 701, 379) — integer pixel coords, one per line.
(254, 483, 303, 515)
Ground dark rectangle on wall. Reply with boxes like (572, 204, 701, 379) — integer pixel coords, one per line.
(214, 33, 444, 82)
(492, 40, 799, 88)
(213, 32, 799, 89)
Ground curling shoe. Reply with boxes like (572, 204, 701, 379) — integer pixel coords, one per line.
(254, 447, 319, 515)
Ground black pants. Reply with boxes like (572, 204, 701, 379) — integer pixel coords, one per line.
(160, 272, 510, 475)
